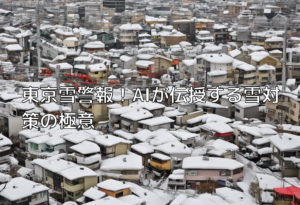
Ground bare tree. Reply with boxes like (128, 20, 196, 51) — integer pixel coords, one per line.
(249, 182, 262, 204)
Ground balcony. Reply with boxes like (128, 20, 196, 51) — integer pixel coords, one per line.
(264, 44, 282, 49)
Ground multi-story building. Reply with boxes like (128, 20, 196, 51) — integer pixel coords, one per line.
(103, 0, 125, 13)
(287, 47, 300, 84)
(119, 23, 143, 46)
(213, 24, 229, 45)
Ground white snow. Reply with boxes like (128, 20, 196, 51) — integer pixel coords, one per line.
(151, 153, 171, 161)
(61, 166, 97, 180)
(101, 154, 143, 171)
(183, 156, 244, 170)
(83, 187, 105, 200)
(97, 179, 131, 191)
(200, 122, 233, 133)
(95, 135, 132, 147)
(139, 116, 174, 126)
(70, 141, 100, 154)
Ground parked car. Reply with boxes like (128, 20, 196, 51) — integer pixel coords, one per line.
(216, 179, 233, 188)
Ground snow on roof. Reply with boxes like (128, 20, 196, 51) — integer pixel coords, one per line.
(250, 51, 270, 62)
(5, 44, 23, 51)
(84, 196, 130, 205)
(215, 187, 256, 205)
(229, 49, 242, 58)
(133, 130, 155, 142)
(32, 158, 77, 173)
(258, 64, 275, 71)
(149, 132, 178, 146)
(64, 37, 78, 41)
(136, 60, 154, 68)
(133, 101, 165, 111)
(118, 195, 145, 205)
(61, 166, 97, 180)
(95, 135, 132, 147)
(169, 194, 187, 205)
(181, 193, 230, 205)
(120, 55, 134, 62)
(197, 101, 227, 108)
(113, 130, 134, 140)
(97, 179, 131, 191)
(70, 141, 100, 154)
(49, 62, 73, 70)
(236, 62, 256, 71)
(83, 41, 105, 48)
(101, 154, 143, 171)
(182, 59, 196, 67)
(0, 37, 17, 43)
(17, 167, 33, 177)
(0, 172, 11, 183)
(83, 187, 105, 200)
(121, 108, 153, 121)
(196, 53, 233, 64)
(138, 116, 174, 126)
(186, 114, 232, 124)
(155, 141, 191, 155)
(237, 125, 263, 137)
(257, 124, 276, 129)
(129, 182, 171, 205)
(183, 156, 244, 170)
(269, 133, 300, 151)
(131, 143, 154, 154)
(0, 134, 12, 147)
(247, 45, 265, 51)
(205, 139, 239, 151)
(256, 173, 284, 191)
(257, 147, 273, 155)
(163, 110, 185, 118)
(265, 36, 283, 42)
(200, 122, 233, 133)
(270, 49, 282, 54)
(235, 101, 259, 109)
(0, 93, 22, 101)
(120, 23, 143, 31)
(0, 177, 49, 201)
(252, 137, 270, 145)
(151, 153, 171, 161)
(88, 63, 107, 72)
(287, 79, 296, 86)
(207, 70, 227, 76)
(168, 131, 197, 140)
(40, 102, 71, 112)
(62, 131, 92, 144)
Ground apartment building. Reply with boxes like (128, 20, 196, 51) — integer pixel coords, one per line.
(144, 16, 167, 29)
(266, 90, 300, 126)
(287, 47, 300, 84)
(213, 24, 229, 44)
(119, 23, 143, 46)
(195, 53, 234, 84)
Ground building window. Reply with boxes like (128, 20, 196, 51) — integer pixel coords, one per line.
(121, 170, 139, 175)
(65, 178, 84, 186)
(236, 108, 240, 113)
(233, 168, 243, 175)
(17, 198, 28, 203)
(220, 169, 231, 176)
(30, 143, 38, 150)
(186, 170, 198, 176)
(294, 103, 296, 108)
(290, 110, 295, 116)
(116, 192, 124, 198)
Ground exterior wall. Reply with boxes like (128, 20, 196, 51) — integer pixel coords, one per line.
(98, 188, 130, 198)
(235, 105, 259, 121)
(119, 170, 141, 182)
(83, 47, 104, 53)
(88, 71, 107, 80)
(185, 169, 244, 182)
(165, 36, 187, 47)
(150, 160, 171, 171)
(84, 176, 98, 191)
(115, 143, 130, 156)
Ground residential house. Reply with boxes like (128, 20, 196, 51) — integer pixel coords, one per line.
(159, 29, 187, 48)
(213, 24, 229, 44)
(196, 30, 214, 44)
(199, 122, 234, 142)
(250, 51, 282, 81)
(264, 36, 283, 51)
(183, 156, 244, 189)
(138, 116, 175, 132)
(87, 63, 107, 81)
(83, 41, 105, 54)
(62, 131, 93, 153)
(269, 134, 300, 177)
(94, 134, 132, 160)
(63, 37, 79, 50)
(195, 19, 215, 32)
(32, 158, 77, 194)
(120, 109, 153, 133)
(144, 16, 167, 29)
(81, 187, 106, 204)
(235, 101, 259, 121)
(0, 177, 49, 205)
(136, 54, 172, 78)
(131, 143, 154, 167)
(97, 179, 131, 198)
(256, 64, 276, 85)
(0, 135, 12, 165)
(61, 166, 98, 201)
(168, 131, 197, 147)
(195, 53, 234, 84)
(68, 141, 101, 170)
(119, 23, 143, 46)
(167, 169, 185, 190)
(273, 186, 300, 205)
(100, 154, 143, 182)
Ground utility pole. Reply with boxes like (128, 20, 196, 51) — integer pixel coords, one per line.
(35, 2, 41, 74)
(64, 0, 67, 26)
(281, 23, 287, 92)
